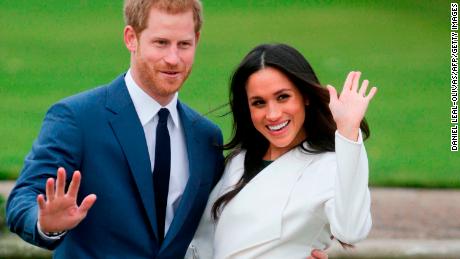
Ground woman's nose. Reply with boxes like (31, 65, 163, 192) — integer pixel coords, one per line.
(266, 103, 282, 121)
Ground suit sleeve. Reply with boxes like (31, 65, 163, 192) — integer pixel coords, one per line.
(6, 101, 83, 250)
(324, 130, 372, 244)
(209, 124, 225, 186)
(213, 128, 225, 187)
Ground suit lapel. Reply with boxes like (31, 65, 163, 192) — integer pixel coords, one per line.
(105, 75, 159, 240)
(162, 101, 202, 248)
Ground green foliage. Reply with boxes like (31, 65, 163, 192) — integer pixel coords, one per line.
(0, 0, 458, 187)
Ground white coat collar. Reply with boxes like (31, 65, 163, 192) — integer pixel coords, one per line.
(214, 147, 317, 258)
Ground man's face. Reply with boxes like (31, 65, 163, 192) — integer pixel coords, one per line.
(125, 7, 199, 105)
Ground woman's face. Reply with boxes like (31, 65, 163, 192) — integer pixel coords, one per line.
(246, 67, 308, 160)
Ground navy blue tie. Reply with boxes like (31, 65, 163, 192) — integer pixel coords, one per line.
(153, 108, 170, 244)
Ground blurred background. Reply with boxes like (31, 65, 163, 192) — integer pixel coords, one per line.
(0, 0, 455, 186)
(0, 0, 457, 258)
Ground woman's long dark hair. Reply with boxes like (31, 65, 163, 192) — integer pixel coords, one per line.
(212, 43, 370, 221)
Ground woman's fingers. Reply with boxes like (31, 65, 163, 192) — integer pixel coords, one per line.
(366, 86, 378, 101)
(327, 85, 338, 104)
(358, 79, 369, 97)
(351, 71, 361, 92)
(342, 71, 355, 93)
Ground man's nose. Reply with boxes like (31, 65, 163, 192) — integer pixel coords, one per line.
(163, 46, 180, 66)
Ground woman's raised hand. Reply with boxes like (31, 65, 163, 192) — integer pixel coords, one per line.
(326, 71, 377, 141)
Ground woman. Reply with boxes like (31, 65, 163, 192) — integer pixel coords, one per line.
(189, 43, 377, 258)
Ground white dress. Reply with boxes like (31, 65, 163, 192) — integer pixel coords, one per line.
(187, 131, 372, 259)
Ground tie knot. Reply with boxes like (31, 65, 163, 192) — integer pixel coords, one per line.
(157, 108, 169, 124)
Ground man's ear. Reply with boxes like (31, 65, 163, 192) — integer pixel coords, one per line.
(195, 31, 201, 45)
(124, 25, 138, 52)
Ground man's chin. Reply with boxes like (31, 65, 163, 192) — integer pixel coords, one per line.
(157, 83, 183, 96)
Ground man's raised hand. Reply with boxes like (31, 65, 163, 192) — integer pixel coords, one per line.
(37, 167, 97, 233)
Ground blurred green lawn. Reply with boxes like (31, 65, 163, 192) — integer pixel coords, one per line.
(0, 0, 457, 187)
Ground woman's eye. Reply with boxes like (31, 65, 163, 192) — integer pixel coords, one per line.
(277, 94, 290, 101)
(251, 100, 265, 106)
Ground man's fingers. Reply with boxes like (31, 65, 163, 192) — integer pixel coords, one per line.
(55, 167, 66, 197)
(45, 178, 55, 202)
(351, 71, 361, 92)
(326, 85, 338, 104)
(358, 79, 369, 97)
(78, 194, 97, 215)
(67, 171, 81, 198)
(366, 86, 378, 101)
(37, 194, 46, 210)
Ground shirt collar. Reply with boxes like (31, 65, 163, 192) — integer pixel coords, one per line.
(125, 68, 180, 127)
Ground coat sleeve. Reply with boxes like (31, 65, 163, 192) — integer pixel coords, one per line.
(324, 130, 372, 244)
(6, 101, 83, 250)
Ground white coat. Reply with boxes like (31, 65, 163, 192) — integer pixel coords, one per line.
(187, 131, 372, 259)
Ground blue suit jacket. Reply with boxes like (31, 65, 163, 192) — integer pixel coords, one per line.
(6, 74, 224, 258)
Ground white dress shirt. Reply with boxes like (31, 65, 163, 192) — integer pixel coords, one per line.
(125, 69, 189, 235)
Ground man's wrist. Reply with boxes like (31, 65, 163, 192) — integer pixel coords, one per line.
(37, 221, 67, 240)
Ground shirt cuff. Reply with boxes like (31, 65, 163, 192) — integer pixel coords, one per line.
(335, 129, 363, 145)
(36, 221, 67, 240)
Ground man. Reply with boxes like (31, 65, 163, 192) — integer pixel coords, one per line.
(7, 1, 222, 257)
(7, 0, 328, 258)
